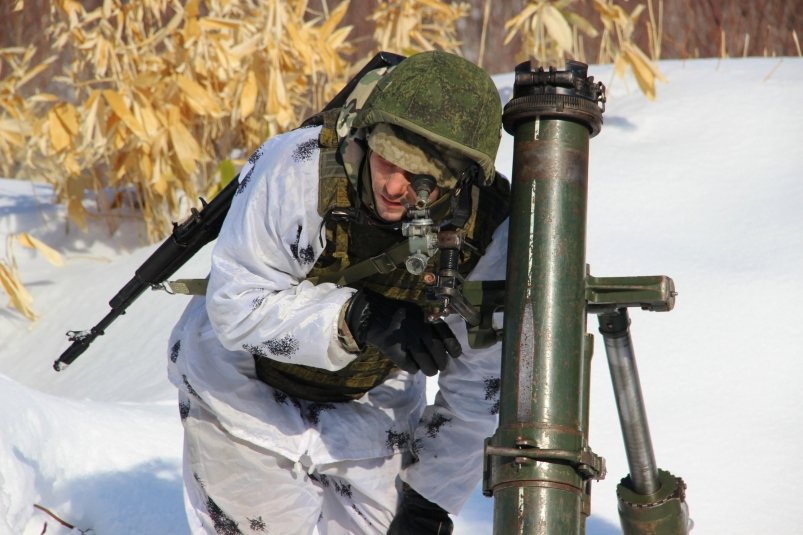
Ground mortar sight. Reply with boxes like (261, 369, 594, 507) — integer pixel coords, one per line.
(503, 60, 606, 137)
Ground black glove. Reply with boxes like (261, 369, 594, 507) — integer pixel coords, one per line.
(387, 484, 453, 535)
(346, 288, 462, 376)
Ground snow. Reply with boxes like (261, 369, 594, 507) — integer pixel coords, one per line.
(2, 57, 802, 534)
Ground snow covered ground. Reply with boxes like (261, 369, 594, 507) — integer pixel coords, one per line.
(2, 56, 802, 534)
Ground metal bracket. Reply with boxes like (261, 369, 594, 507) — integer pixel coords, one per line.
(484, 440, 607, 482)
(586, 268, 677, 313)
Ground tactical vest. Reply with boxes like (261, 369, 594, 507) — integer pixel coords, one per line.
(253, 111, 510, 402)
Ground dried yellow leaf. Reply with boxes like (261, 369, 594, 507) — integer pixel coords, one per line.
(103, 90, 147, 138)
(0, 128, 24, 147)
(541, 4, 574, 52)
(28, 93, 60, 103)
(562, 11, 599, 38)
(136, 100, 161, 140)
(199, 17, 242, 31)
(629, 44, 667, 82)
(186, 0, 200, 18)
(66, 197, 88, 232)
(153, 176, 170, 196)
(138, 11, 183, 50)
(48, 108, 71, 151)
(55, 103, 79, 136)
(60, 0, 84, 26)
(240, 70, 258, 119)
(17, 233, 64, 266)
(15, 55, 56, 90)
(504, 4, 539, 44)
(0, 118, 30, 136)
(176, 74, 223, 117)
(0, 46, 27, 54)
(327, 26, 353, 55)
(614, 55, 628, 78)
(318, 1, 350, 37)
(169, 121, 202, 175)
(96, 37, 110, 77)
(112, 126, 126, 150)
(593, 0, 618, 21)
(183, 17, 200, 42)
(82, 90, 103, 147)
(138, 151, 153, 180)
(285, 23, 312, 68)
(0, 263, 36, 320)
(630, 4, 646, 23)
(63, 153, 81, 175)
(10, 0, 359, 242)
(228, 35, 260, 60)
(623, 45, 663, 100)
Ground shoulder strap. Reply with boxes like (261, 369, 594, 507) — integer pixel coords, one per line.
(312, 239, 410, 285)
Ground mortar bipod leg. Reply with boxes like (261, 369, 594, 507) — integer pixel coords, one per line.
(597, 308, 691, 535)
(598, 308, 659, 494)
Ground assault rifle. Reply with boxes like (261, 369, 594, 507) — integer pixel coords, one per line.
(53, 51, 405, 371)
(53, 178, 237, 371)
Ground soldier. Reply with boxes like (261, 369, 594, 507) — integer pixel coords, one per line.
(168, 50, 510, 534)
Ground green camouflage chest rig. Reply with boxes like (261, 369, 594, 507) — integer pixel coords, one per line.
(253, 108, 510, 402)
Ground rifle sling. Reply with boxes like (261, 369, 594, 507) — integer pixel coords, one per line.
(164, 239, 411, 295)
(312, 239, 410, 285)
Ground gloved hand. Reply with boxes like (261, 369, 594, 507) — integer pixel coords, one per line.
(387, 484, 453, 535)
(345, 288, 462, 376)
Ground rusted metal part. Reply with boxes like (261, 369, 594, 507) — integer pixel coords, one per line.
(487, 59, 690, 535)
(616, 470, 691, 535)
(486, 60, 605, 535)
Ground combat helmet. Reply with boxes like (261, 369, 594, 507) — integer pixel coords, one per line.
(351, 51, 502, 186)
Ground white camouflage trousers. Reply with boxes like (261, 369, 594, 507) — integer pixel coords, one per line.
(180, 394, 403, 535)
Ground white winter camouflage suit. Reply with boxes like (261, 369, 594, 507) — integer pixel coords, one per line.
(167, 124, 508, 535)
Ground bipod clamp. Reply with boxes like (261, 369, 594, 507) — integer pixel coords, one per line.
(586, 268, 677, 314)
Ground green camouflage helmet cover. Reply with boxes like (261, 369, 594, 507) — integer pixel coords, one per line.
(351, 51, 502, 185)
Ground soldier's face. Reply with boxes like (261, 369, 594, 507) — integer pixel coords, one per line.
(369, 151, 440, 222)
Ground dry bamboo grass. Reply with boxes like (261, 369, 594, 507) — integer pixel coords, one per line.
(4, 0, 356, 243)
(501, 0, 665, 100)
(7, 0, 769, 320)
(1, 0, 472, 320)
(504, 0, 599, 66)
(0, 0, 672, 320)
(369, 0, 469, 56)
(0, 233, 63, 320)
(594, 0, 666, 100)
